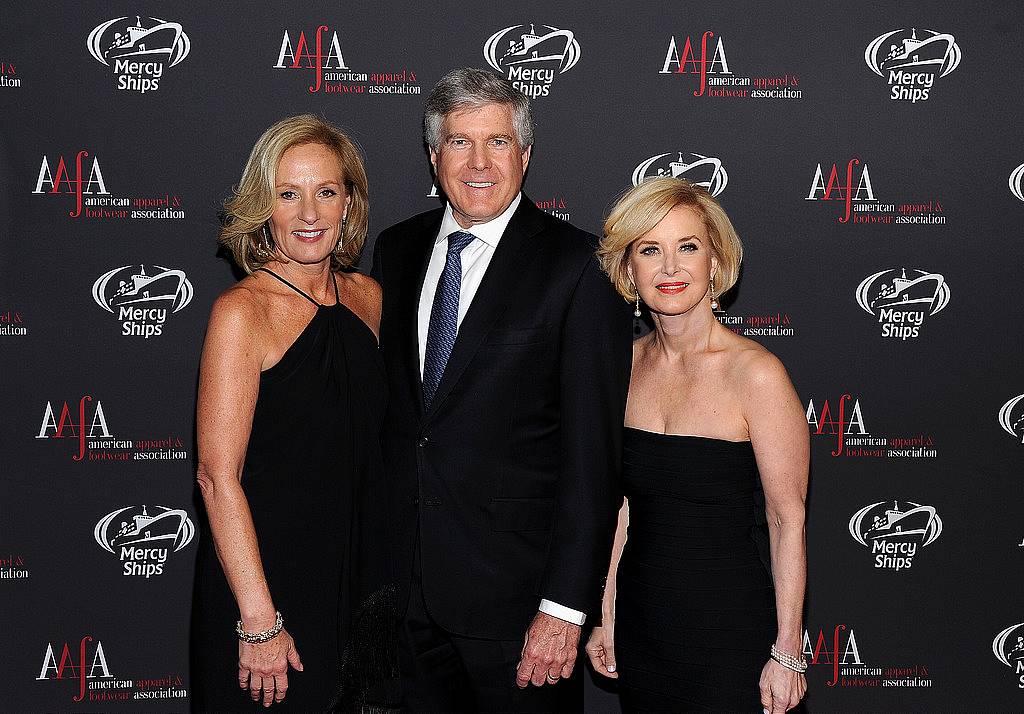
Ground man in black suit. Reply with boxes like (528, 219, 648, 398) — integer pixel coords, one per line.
(372, 67, 632, 712)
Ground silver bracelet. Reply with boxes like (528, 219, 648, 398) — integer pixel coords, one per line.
(770, 644, 808, 673)
(236, 612, 283, 644)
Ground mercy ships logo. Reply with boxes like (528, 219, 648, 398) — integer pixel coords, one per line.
(92, 265, 193, 338)
(94, 505, 195, 578)
(992, 623, 1024, 687)
(849, 501, 942, 571)
(484, 23, 580, 98)
(87, 16, 190, 93)
(632, 152, 728, 196)
(864, 28, 960, 102)
(855, 268, 950, 340)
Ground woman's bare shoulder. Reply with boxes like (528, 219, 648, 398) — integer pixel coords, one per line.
(726, 338, 792, 396)
(205, 276, 275, 353)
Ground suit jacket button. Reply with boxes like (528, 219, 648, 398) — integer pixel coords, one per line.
(412, 497, 420, 505)
(417, 436, 429, 447)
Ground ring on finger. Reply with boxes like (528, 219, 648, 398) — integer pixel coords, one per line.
(546, 672, 559, 682)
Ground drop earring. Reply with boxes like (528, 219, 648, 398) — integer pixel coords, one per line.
(334, 213, 349, 256)
(710, 274, 719, 311)
(255, 223, 275, 261)
(634, 287, 642, 318)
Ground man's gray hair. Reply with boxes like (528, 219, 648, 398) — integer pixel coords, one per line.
(423, 67, 534, 150)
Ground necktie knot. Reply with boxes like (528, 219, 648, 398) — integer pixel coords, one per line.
(447, 230, 475, 256)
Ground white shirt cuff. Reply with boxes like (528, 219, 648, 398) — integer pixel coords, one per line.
(538, 599, 586, 626)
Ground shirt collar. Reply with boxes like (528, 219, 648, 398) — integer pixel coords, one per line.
(435, 193, 523, 248)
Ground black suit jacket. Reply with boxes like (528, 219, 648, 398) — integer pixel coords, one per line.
(372, 197, 632, 640)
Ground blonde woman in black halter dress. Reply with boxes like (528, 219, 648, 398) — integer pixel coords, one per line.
(587, 177, 809, 713)
(191, 116, 394, 712)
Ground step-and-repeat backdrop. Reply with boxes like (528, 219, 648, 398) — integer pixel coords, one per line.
(2, 2, 1022, 712)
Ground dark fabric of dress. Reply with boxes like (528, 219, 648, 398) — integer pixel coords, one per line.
(615, 428, 777, 713)
(190, 271, 396, 713)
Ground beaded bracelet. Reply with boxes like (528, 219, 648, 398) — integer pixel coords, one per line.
(236, 612, 284, 644)
(770, 644, 808, 673)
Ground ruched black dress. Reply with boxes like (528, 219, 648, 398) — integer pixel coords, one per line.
(190, 270, 395, 713)
(615, 428, 777, 713)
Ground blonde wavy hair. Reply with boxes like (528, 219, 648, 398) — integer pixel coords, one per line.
(598, 177, 742, 302)
(220, 115, 369, 273)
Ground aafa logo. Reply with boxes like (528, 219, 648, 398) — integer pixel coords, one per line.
(659, 30, 802, 100)
(864, 28, 961, 102)
(92, 264, 193, 338)
(803, 625, 863, 687)
(992, 622, 1024, 687)
(806, 394, 937, 459)
(33, 152, 109, 218)
(275, 25, 348, 93)
(87, 16, 190, 93)
(806, 394, 867, 456)
(849, 500, 942, 570)
(998, 394, 1024, 444)
(484, 23, 580, 98)
(37, 636, 113, 703)
(806, 158, 875, 223)
(855, 268, 950, 340)
(274, 25, 420, 96)
(94, 505, 195, 578)
(1009, 163, 1024, 202)
(37, 396, 112, 462)
(632, 152, 728, 196)
(660, 31, 731, 96)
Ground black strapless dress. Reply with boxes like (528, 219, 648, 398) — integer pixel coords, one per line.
(190, 271, 395, 713)
(615, 428, 776, 713)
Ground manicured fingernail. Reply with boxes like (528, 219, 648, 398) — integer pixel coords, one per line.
(607, 665, 615, 672)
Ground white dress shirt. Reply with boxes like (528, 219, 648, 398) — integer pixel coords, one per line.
(416, 193, 586, 627)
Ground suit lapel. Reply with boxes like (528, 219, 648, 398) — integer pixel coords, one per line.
(398, 212, 442, 419)
(425, 198, 547, 418)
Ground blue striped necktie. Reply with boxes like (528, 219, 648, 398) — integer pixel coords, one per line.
(422, 230, 476, 408)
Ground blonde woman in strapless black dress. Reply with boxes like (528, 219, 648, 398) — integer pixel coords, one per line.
(588, 178, 809, 713)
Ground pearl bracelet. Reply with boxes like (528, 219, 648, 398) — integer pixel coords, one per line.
(770, 644, 808, 673)
(236, 611, 284, 644)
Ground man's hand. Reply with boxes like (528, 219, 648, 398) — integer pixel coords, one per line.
(515, 611, 581, 688)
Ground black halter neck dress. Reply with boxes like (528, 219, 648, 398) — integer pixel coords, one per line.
(191, 269, 395, 712)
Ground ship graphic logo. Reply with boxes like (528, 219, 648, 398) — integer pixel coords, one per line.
(864, 28, 961, 78)
(992, 623, 1024, 669)
(998, 394, 1024, 444)
(87, 16, 190, 67)
(848, 501, 942, 548)
(484, 23, 581, 75)
(855, 268, 950, 317)
(1010, 163, 1024, 202)
(92, 264, 193, 314)
(632, 152, 728, 196)
(93, 505, 195, 554)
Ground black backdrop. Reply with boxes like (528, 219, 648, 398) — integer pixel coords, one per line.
(2, 2, 1023, 711)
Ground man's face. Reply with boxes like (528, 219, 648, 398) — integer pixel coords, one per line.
(430, 102, 531, 228)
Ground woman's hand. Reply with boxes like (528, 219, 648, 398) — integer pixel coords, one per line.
(585, 623, 618, 679)
(759, 658, 806, 713)
(238, 629, 303, 708)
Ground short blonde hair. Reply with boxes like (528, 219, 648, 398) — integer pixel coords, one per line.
(597, 177, 743, 302)
(220, 115, 369, 273)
